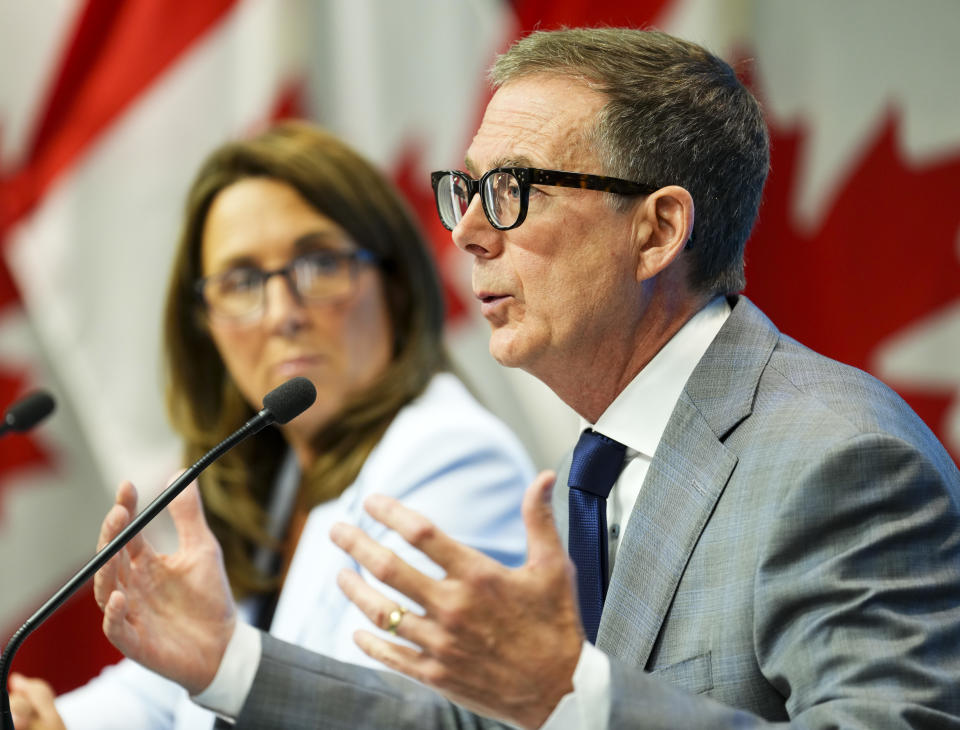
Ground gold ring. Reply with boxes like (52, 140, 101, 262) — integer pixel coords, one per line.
(386, 605, 408, 635)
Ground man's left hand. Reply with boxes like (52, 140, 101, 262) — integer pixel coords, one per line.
(330, 470, 584, 730)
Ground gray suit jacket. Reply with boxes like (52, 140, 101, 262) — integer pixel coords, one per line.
(235, 297, 960, 729)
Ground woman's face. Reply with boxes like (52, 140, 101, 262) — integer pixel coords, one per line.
(200, 177, 393, 458)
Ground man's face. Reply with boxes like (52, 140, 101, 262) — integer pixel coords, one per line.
(454, 74, 644, 387)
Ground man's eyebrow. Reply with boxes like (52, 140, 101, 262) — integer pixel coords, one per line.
(463, 155, 536, 176)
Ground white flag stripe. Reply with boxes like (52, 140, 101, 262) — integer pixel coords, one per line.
(0, 0, 83, 168)
(315, 0, 514, 171)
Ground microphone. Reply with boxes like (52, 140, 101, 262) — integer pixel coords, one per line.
(0, 391, 56, 438)
(0, 376, 315, 729)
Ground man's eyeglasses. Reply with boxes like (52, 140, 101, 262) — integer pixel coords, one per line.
(196, 249, 379, 323)
(430, 167, 658, 231)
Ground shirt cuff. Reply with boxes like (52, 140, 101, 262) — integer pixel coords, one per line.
(538, 641, 611, 730)
(191, 621, 262, 721)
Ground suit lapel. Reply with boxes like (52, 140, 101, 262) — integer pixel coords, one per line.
(596, 398, 736, 664)
(596, 297, 779, 666)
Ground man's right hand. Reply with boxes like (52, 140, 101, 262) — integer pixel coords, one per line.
(94, 480, 237, 695)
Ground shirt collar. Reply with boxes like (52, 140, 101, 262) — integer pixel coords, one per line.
(581, 296, 732, 458)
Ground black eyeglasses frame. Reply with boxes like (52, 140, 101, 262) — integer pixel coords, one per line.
(430, 167, 659, 232)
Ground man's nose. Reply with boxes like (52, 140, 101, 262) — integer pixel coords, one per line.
(450, 194, 503, 259)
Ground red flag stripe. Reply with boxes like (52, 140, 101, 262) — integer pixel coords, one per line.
(0, 0, 238, 234)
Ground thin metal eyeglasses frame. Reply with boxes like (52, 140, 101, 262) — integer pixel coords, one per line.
(430, 167, 659, 231)
(194, 248, 380, 318)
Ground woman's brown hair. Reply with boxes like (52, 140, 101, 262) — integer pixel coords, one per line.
(164, 121, 448, 596)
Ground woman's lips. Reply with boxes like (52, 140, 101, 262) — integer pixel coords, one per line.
(274, 355, 324, 378)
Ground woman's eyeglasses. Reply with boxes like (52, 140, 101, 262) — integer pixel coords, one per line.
(196, 249, 379, 323)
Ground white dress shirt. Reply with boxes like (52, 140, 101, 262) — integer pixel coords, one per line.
(541, 296, 731, 729)
(56, 373, 534, 729)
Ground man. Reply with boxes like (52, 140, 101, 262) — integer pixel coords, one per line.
(92, 28, 960, 728)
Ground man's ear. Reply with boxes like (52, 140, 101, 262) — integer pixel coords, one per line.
(633, 185, 694, 282)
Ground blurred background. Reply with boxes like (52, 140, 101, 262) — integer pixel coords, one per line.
(1, 0, 958, 694)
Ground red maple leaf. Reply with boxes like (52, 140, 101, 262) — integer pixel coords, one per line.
(744, 113, 960, 464)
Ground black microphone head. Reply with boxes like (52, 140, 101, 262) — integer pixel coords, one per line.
(4, 390, 56, 432)
(261, 377, 317, 424)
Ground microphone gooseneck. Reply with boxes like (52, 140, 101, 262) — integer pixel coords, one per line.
(0, 378, 315, 729)
(0, 391, 56, 438)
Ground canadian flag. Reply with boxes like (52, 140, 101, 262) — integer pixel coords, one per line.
(1, 0, 957, 698)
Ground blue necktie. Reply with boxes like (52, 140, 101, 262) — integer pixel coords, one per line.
(568, 429, 626, 644)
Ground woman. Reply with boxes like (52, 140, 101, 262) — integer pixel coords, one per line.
(9, 121, 532, 729)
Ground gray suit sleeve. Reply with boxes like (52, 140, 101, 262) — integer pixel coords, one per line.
(235, 634, 513, 730)
(606, 433, 960, 729)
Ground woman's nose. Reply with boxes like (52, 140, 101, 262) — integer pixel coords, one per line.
(261, 272, 308, 332)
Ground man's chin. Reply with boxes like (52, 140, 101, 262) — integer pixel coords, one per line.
(488, 331, 532, 369)
(490, 350, 517, 368)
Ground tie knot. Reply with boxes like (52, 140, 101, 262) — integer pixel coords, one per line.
(568, 429, 626, 498)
